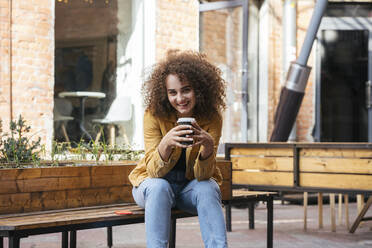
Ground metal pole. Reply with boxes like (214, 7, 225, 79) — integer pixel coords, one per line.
(282, 0, 297, 141)
(270, 0, 328, 142)
(241, 0, 249, 141)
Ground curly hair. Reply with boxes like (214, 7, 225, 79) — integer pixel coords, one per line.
(142, 50, 226, 119)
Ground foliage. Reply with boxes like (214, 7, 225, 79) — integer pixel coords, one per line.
(0, 116, 41, 167)
(51, 139, 144, 165)
(0, 116, 143, 168)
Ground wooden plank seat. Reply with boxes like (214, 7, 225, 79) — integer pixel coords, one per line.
(223, 189, 277, 248)
(0, 203, 195, 248)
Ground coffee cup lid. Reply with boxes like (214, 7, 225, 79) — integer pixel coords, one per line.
(177, 117, 195, 123)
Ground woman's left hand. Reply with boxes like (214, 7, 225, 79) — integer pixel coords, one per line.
(191, 121, 214, 160)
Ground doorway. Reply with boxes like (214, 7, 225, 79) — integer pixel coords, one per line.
(314, 3, 372, 142)
(199, 0, 256, 144)
(319, 30, 368, 142)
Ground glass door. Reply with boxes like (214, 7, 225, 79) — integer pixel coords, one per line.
(314, 3, 372, 142)
(199, 0, 249, 144)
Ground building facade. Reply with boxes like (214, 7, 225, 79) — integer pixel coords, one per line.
(0, 0, 370, 153)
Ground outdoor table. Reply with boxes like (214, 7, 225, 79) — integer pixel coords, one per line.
(58, 91, 106, 141)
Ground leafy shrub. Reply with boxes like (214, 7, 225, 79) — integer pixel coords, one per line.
(0, 116, 41, 167)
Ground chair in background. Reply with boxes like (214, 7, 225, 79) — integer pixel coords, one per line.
(92, 96, 132, 146)
(54, 98, 74, 142)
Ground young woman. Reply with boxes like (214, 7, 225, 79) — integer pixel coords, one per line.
(128, 50, 228, 248)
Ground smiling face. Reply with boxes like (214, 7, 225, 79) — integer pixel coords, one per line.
(165, 74, 196, 117)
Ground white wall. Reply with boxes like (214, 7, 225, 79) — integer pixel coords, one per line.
(116, 0, 156, 149)
(258, 0, 269, 142)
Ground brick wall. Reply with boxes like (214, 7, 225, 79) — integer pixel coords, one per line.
(55, 0, 118, 41)
(296, 0, 316, 141)
(0, 0, 54, 152)
(200, 7, 243, 142)
(155, 0, 199, 60)
(267, 0, 284, 140)
(267, 0, 316, 141)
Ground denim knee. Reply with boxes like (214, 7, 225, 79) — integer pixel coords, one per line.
(193, 180, 221, 202)
(144, 178, 175, 203)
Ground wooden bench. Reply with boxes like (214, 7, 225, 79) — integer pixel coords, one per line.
(0, 160, 232, 248)
(225, 142, 372, 233)
(223, 190, 277, 248)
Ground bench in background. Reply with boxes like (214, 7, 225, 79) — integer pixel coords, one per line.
(225, 142, 372, 232)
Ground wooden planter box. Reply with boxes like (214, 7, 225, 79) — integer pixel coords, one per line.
(0, 160, 231, 215)
(0, 161, 137, 215)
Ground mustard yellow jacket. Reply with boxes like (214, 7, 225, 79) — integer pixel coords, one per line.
(128, 110, 223, 187)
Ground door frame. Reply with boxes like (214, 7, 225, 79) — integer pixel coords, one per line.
(314, 16, 372, 141)
(199, 0, 249, 141)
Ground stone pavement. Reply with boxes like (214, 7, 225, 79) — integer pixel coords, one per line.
(4, 201, 372, 248)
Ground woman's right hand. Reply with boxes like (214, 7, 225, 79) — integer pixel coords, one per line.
(158, 124, 193, 162)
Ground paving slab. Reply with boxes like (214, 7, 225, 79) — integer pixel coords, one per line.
(3, 201, 372, 247)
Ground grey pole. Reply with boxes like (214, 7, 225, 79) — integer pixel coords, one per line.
(270, 0, 328, 142)
(241, 0, 249, 141)
(297, 0, 328, 67)
(283, 0, 297, 141)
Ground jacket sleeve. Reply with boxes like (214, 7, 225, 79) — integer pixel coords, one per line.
(193, 114, 222, 181)
(143, 111, 176, 178)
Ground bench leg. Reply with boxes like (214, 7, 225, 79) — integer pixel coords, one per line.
(62, 232, 68, 248)
(350, 196, 372, 233)
(70, 230, 76, 248)
(168, 218, 176, 248)
(225, 203, 232, 232)
(267, 196, 273, 248)
(248, 202, 255, 229)
(107, 226, 113, 248)
(8, 236, 20, 248)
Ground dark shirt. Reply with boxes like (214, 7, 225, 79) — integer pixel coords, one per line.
(163, 148, 188, 185)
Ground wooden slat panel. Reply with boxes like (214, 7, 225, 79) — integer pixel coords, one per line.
(37, 191, 68, 211)
(92, 165, 114, 175)
(219, 180, 231, 201)
(0, 169, 19, 180)
(0, 193, 33, 214)
(92, 164, 136, 176)
(231, 157, 293, 171)
(16, 168, 42, 180)
(300, 174, 372, 190)
(300, 157, 372, 174)
(232, 190, 277, 198)
(58, 176, 91, 190)
(300, 148, 372, 158)
(108, 186, 135, 203)
(232, 171, 293, 186)
(17, 178, 60, 192)
(40, 166, 90, 178)
(91, 174, 128, 187)
(0, 181, 17, 194)
(216, 160, 231, 179)
(0, 162, 229, 215)
(230, 148, 293, 157)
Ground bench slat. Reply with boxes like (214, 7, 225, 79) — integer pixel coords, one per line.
(232, 190, 277, 198)
(0, 204, 144, 231)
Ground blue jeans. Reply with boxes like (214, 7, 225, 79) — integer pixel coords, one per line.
(132, 177, 228, 248)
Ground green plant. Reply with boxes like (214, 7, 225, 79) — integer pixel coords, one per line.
(0, 115, 41, 167)
(51, 139, 144, 164)
(51, 141, 72, 165)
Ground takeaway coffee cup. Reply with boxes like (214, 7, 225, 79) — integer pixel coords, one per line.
(177, 117, 195, 145)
